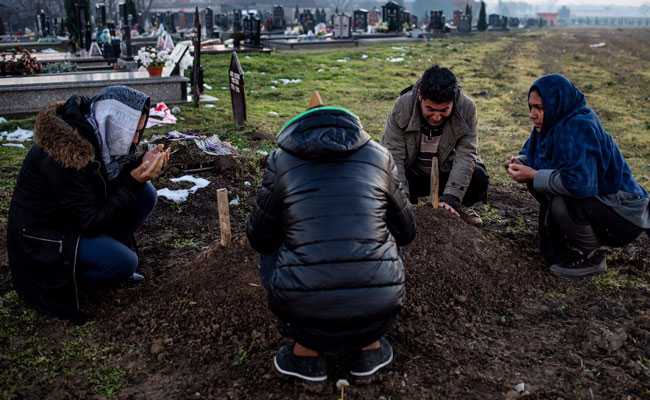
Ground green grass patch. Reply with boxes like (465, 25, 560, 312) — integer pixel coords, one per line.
(0, 291, 127, 398)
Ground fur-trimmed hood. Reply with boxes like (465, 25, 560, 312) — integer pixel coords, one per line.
(34, 102, 95, 170)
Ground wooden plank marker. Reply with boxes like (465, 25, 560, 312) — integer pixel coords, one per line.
(217, 188, 232, 247)
(308, 91, 324, 108)
(430, 156, 439, 208)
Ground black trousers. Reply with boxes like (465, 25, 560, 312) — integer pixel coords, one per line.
(406, 162, 489, 206)
(531, 189, 644, 264)
(260, 254, 396, 354)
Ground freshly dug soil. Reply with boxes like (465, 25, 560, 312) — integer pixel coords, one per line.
(95, 183, 650, 399)
(2, 144, 648, 398)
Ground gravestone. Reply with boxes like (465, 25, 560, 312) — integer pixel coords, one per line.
(353, 9, 368, 32)
(453, 10, 462, 27)
(488, 13, 500, 27)
(216, 13, 229, 30)
(368, 8, 380, 26)
(192, 7, 202, 107)
(509, 17, 520, 28)
(36, 9, 49, 37)
(410, 14, 418, 28)
(233, 10, 242, 32)
(332, 14, 351, 38)
(382, 1, 403, 32)
(205, 8, 215, 38)
(299, 9, 315, 33)
(428, 10, 444, 32)
(96, 3, 107, 28)
(401, 11, 411, 28)
(162, 42, 190, 77)
(229, 51, 246, 128)
(119, 1, 133, 59)
(500, 16, 509, 31)
(272, 6, 285, 30)
(170, 13, 178, 33)
(458, 15, 471, 33)
(243, 14, 261, 47)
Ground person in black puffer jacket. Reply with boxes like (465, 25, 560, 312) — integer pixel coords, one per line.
(247, 106, 416, 384)
(7, 86, 169, 322)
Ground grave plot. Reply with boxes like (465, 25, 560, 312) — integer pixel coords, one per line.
(1, 29, 649, 399)
(74, 178, 649, 399)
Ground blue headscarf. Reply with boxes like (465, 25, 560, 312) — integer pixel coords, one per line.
(520, 74, 647, 199)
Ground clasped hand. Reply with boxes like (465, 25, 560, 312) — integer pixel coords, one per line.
(130, 144, 171, 183)
(505, 156, 537, 183)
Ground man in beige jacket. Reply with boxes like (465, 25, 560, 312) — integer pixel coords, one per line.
(381, 65, 489, 226)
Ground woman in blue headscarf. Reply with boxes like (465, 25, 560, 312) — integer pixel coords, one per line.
(506, 74, 649, 278)
(7, 86, 170, 320)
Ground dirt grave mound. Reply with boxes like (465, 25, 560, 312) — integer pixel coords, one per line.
(102, 205, 568, 398)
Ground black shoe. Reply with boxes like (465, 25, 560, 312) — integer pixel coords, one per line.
(273, 344, 327, 383)
(349, 337, 394, 380)
(550, 249, 607, 278)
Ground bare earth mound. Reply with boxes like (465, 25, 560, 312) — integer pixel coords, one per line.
(96, 195, 649, 399)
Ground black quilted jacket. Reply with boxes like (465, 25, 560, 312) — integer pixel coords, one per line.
(247, 107, 416, 324)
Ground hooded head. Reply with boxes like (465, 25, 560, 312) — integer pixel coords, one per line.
(87, 86, 150, 179)
(277, 106, 370, 159)
(528, 74, 586, 134)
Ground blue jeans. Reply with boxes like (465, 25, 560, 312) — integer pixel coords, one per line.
(78, 182, 157, 284)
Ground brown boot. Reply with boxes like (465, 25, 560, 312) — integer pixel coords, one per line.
(459, 208, 483, 227)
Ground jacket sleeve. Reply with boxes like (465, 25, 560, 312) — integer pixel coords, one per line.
(59, 165, 142, 236)
(246, 151, 284, 254)
(386, 154, 416, 246)
(443, 98, 478, 202)
(381, 100, 410, 197)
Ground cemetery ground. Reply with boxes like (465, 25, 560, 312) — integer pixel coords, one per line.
(1, 28, 649, 399)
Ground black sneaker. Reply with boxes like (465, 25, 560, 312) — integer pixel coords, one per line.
(349, 337, 394, 380)
(550, 249, 607, 278)
(273, 344, 327, 383)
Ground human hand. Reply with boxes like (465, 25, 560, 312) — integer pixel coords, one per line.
(143, 144, 171, 168)
(507, 163, 537, 183)
(439, 201, 460, 217)
(131, 151, 165, 183)
(503, 155, 523, 171)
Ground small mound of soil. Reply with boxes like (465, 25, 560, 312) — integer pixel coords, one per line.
(102, 206, 567, 398)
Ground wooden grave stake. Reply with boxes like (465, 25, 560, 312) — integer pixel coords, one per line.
(430, 156, 439, 208)
(217, 188, 232, 247)
(308, 91, 324, 108)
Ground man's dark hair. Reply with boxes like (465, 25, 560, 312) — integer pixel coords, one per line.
(419, 65, 458, 103)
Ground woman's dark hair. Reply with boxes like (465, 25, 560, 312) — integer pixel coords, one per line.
(419, 65, 458, 103)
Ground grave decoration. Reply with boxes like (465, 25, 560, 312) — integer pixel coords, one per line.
(0, 50, 42, 76)
(134, 47, 169, 76)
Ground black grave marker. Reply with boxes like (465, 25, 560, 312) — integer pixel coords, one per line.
(229, 51, 246, 128)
